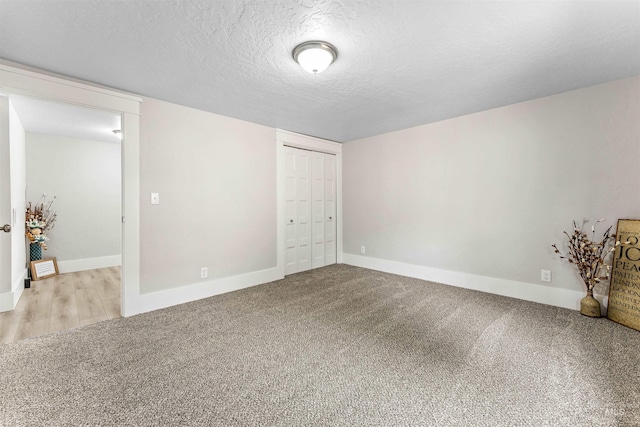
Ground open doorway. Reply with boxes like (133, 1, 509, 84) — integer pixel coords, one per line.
(0, 95, 122, 342)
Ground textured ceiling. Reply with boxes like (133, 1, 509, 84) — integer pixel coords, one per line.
(1, 1, 639, 142)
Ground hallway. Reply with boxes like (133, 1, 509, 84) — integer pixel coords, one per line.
(0, 267, 120, 343)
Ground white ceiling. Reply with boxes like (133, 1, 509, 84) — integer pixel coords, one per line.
(9, 96, 121, 144)
(1, 1, 638, 143)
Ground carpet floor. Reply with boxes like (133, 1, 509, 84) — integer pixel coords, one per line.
(1, 264, 639, 426)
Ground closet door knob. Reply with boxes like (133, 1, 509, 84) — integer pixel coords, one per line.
(329, 216, 332, 220)
(1, 224, 10, 233)
(289, 219, 294, 223)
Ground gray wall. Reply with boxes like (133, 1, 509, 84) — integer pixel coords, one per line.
(343, 76, 640, 294)
(26, 133, 121, 262)
(139, 97, 276, 294)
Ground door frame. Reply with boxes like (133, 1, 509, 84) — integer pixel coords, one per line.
(0, 62, 142, 317)
(276, 129, 342, 277)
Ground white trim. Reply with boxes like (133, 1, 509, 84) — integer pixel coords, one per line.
(0, 291, 14, 312)
(56, 255, 121, 274)
(138, 267, 283, 315)
(276, 129, 342, 153)
(276, 129, 343, 275)
(343, 253, 587, 311)
(0, 62, 141, 317)
(276, 130, 284, 276)
(0, 62, 141, 112)
(10, 268, 25, 309)
(0, 268, 26, 312)
(336, 152, 343, 263)
(120, 111, 140, 316)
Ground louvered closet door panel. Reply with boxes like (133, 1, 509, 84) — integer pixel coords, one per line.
(284, 147, 298, 275)
(296, 149, 312, 272)
(311, 152, 326, 268)
(324, 154, 337, 265)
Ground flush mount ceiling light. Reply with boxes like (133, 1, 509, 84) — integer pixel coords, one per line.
(292, 41, 338, 74)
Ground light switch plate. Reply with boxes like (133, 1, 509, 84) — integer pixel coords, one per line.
(151, 193, 160, 205)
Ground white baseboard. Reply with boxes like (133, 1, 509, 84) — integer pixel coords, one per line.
(56, 255, 121, 274)
(0, 291, 14, 312)
(343, 253, 587, 312)
(0, 268, 27, 312)
(138, 267, 283, 315)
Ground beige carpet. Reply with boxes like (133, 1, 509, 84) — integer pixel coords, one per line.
(1, 264, 638, 426)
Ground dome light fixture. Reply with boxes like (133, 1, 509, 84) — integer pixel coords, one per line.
(292, 41, 338, 74)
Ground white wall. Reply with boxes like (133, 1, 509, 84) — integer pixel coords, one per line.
(139, 97, 277, 294)
(9, 102, 26, 293)
(343, 76, 640, 309)
(26, 133, 121, 270)
(5, 61, 637, 316)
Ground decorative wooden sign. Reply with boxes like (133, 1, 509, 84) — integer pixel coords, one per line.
(607, 219, 640, 331)
(30, 257, 59, 281)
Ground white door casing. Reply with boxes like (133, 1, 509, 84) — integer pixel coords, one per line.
(0, 63, 142, 316)
(277, 130, 344, 278)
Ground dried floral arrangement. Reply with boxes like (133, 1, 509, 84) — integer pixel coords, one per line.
(25, 194, 57, 250)
(552, 219, 624, 293)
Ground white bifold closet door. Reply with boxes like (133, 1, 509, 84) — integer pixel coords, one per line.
(285, 146, 336, 275)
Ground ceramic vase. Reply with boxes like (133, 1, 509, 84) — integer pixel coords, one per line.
(29, 243, 42, 262)
(580, 288, 601, 318)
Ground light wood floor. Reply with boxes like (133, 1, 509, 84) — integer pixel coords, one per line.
(0, 267, 121, 344)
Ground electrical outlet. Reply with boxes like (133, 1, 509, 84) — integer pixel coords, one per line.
(201, 267, 208, 279)
(360, 245, 366, 254)
(541, 269, 551, 282)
